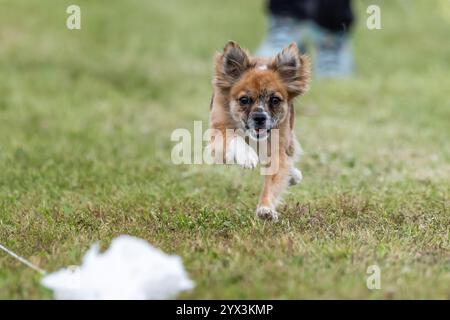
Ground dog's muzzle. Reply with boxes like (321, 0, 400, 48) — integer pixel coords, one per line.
(246, 112, 272, 141)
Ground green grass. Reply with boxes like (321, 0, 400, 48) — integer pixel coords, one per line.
(0, 0, 449, 299)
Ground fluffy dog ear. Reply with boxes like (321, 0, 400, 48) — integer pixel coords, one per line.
(214, 41, 251, 89)
(271, 43, 310, 97)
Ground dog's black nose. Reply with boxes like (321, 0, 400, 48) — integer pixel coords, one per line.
(252, 112, 267, 125)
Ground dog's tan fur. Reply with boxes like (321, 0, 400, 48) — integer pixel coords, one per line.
(208, 41, 310, 220)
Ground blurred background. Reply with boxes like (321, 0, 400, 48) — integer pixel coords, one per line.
(0, 0, 449, 299)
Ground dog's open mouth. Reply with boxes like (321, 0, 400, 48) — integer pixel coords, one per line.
(247, 128, 271, 141)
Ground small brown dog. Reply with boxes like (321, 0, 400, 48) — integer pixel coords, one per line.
(208, 41, 310, 220)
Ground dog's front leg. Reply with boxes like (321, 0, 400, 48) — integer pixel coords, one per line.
(256, 151, 290, 221)
(208, 129, 258, 169)
(225, 135, 258, 169)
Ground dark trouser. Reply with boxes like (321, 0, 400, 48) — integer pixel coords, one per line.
(268, 0, 354, 33)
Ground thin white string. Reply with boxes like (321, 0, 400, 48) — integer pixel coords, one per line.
(0, 243, 47, 275)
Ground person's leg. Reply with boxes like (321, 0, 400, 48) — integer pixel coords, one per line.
(314, 0, 354, 32)
(311, 0, 354, 78)
(257, 0, 311, 57)
(267, 0, 310, 20)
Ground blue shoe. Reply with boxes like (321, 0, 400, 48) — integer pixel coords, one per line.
(257, 15, 307, 57)
(312, 24, 353, 78)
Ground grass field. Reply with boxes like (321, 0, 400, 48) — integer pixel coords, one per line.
(0, 0, 449, 299)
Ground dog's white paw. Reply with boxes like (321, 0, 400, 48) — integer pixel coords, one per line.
(289, 167, 303, 186)
(256, 206, 279, 221)
(226, 136, 258, 169)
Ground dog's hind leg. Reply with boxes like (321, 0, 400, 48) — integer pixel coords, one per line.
(286, 134, 303, 186)
(289, 167, 303, 186)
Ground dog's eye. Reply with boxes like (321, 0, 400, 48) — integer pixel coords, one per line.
(239, 96, 251, 106)
(270, 97, 281, 106)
